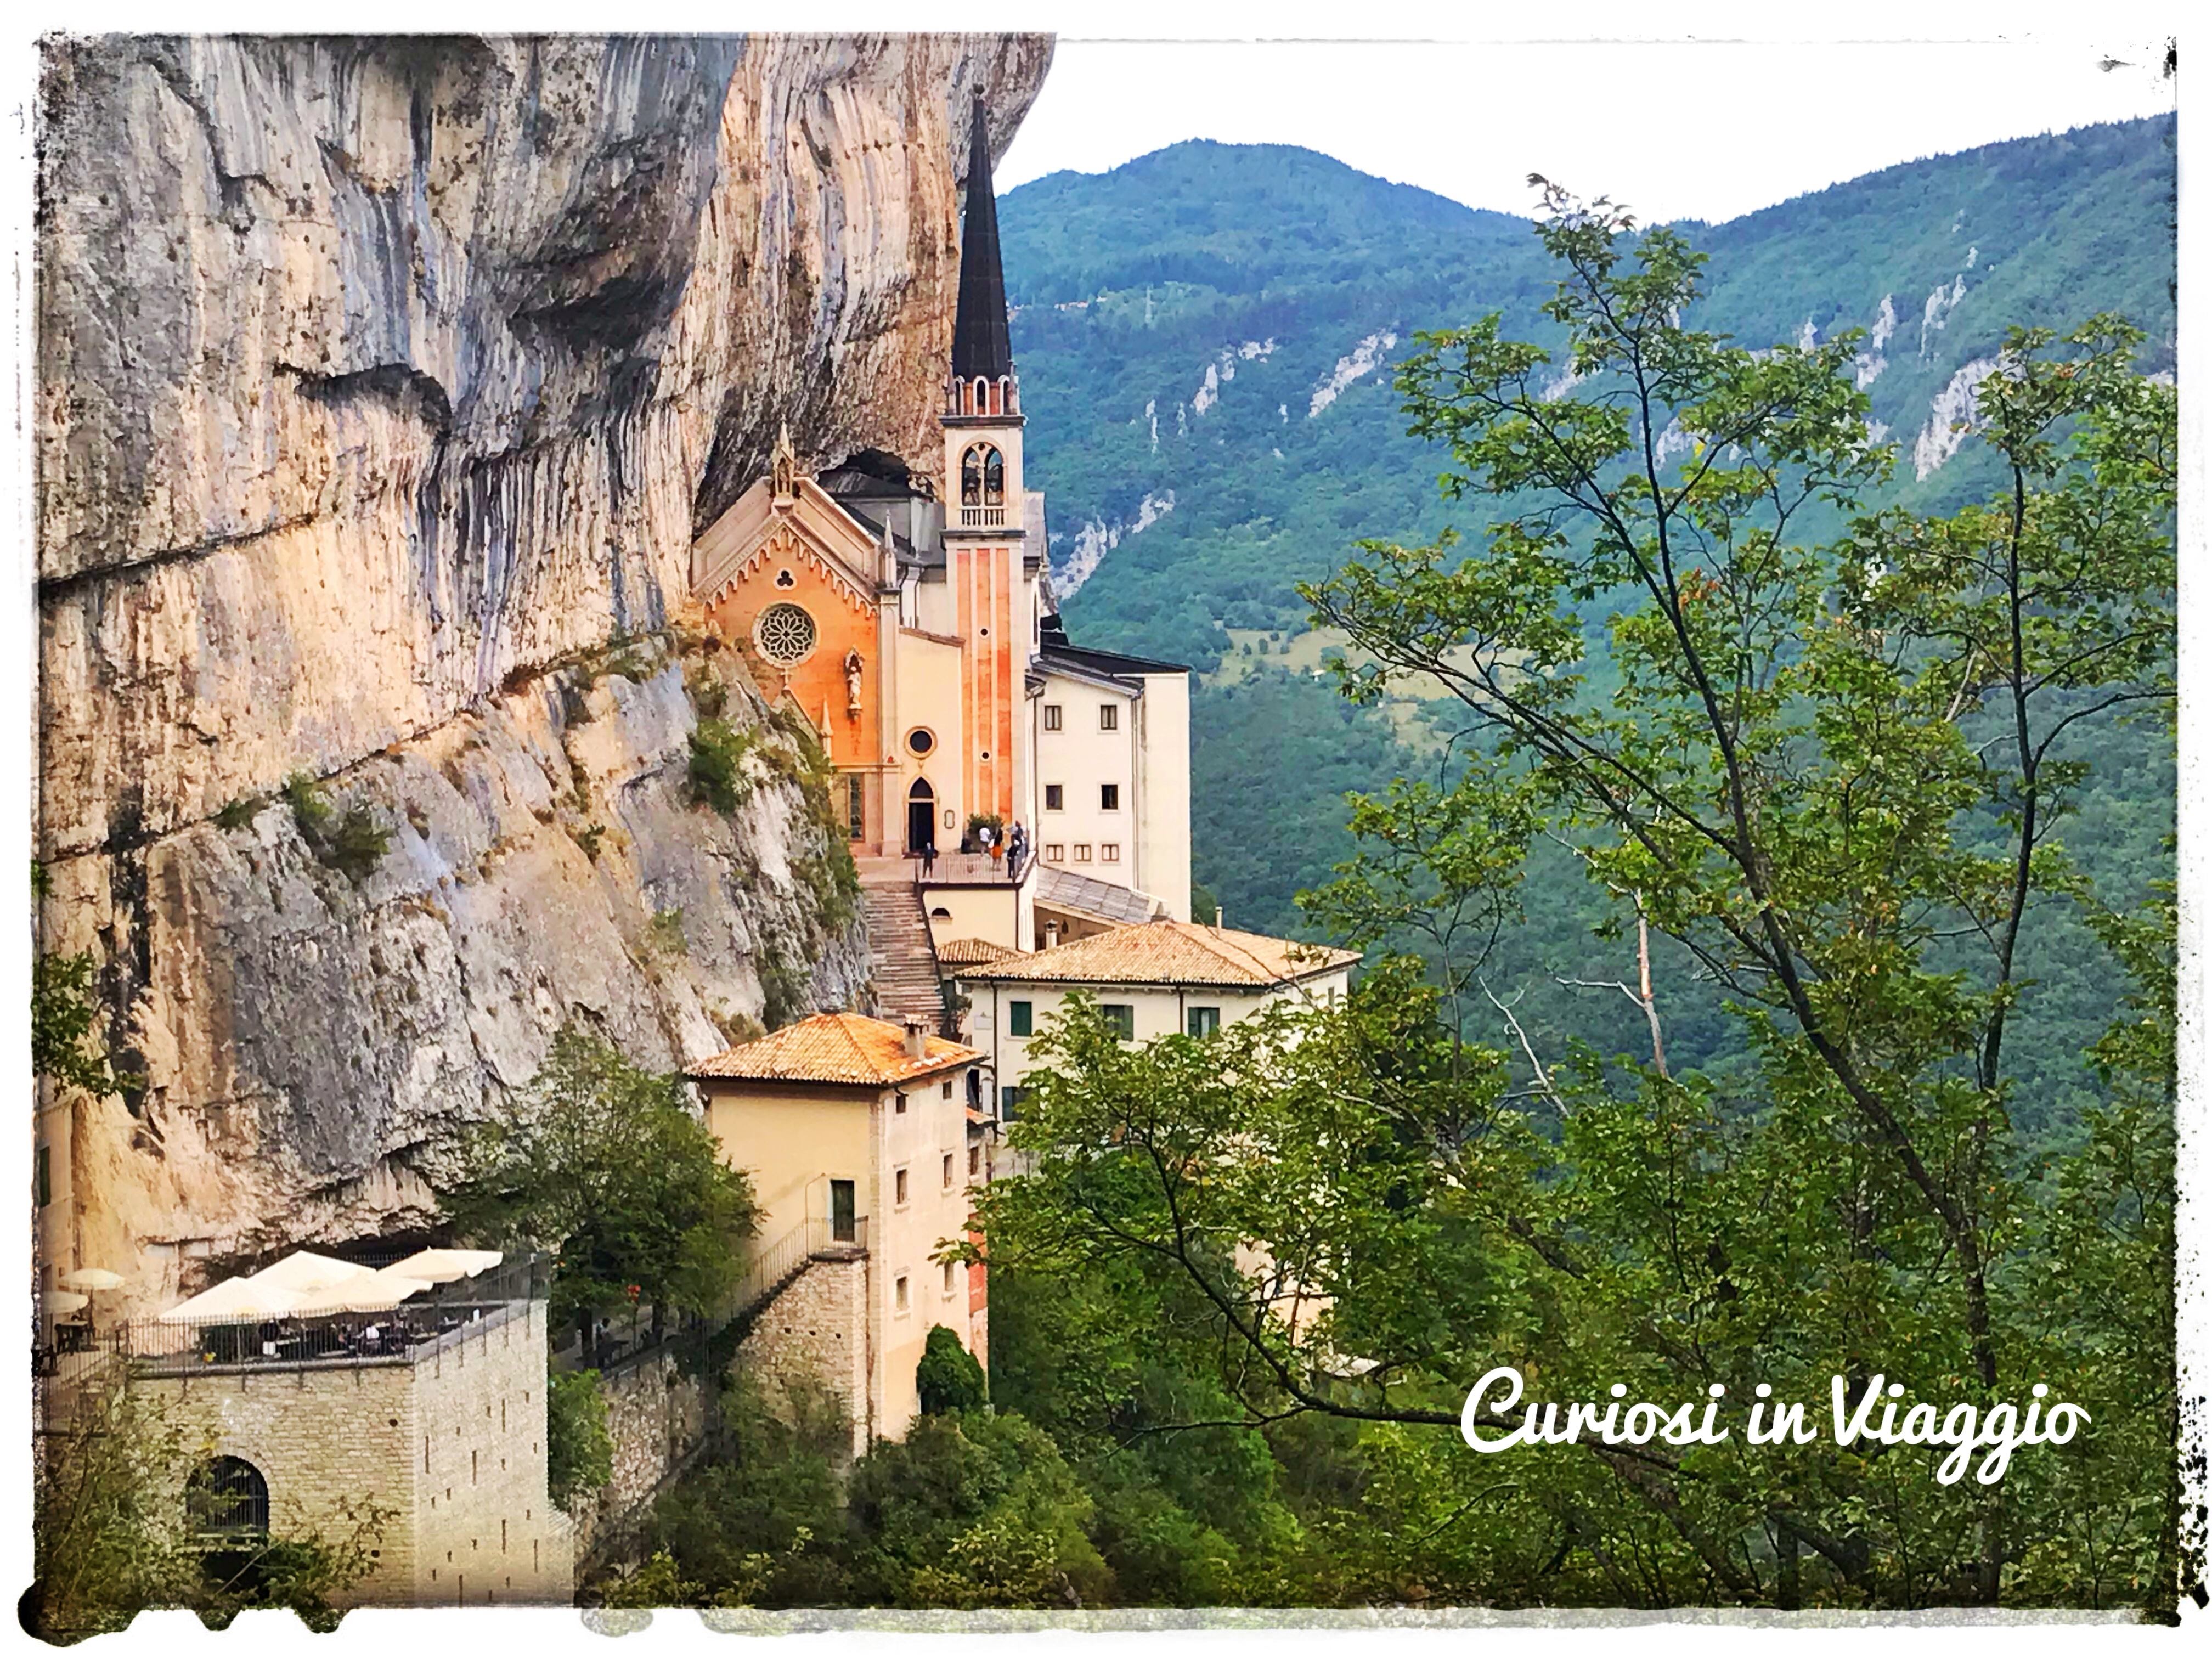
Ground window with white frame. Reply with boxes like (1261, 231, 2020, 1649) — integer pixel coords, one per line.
(1074, 843, 1092, 862)
(1043, 704, 1063, 731)
(1101, 842, 1120, 862)
(1099, 704, 1119, 731)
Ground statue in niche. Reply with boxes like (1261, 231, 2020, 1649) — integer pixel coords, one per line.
(771, 422, 798, 499)
(844, 648, 864, 716)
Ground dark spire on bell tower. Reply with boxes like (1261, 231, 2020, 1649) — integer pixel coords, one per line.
(950, 94, 1013, 382)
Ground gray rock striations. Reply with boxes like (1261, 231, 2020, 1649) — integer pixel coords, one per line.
(34, 32, 1052, 1306)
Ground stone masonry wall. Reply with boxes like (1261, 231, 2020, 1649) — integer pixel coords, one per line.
(144, 1361, 422, 1605)
(142, 1299, 574, 1609)
(571, 1342, 712, 1568)
(411, 1301, 573, 1606)
(735, 1255, 871, 1459)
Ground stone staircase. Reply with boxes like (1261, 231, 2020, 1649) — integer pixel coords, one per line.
(858, 872, 947, 1029)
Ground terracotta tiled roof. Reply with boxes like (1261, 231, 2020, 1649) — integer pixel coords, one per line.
(954, 921, 1360, 990)
(687, 1011, 981, 1087)
(936, 937, 1025, 968)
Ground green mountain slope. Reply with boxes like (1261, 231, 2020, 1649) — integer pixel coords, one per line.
(999, 118, 2175, 1135)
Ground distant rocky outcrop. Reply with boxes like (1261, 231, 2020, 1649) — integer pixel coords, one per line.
(35, 33, 1052, 1308)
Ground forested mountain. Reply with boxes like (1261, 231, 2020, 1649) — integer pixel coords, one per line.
(1000, 117, 2176, 1135)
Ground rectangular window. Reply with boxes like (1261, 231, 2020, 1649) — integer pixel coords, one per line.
(1000, 1085, 1026, 1121)
(944, 1262, 958, 1295)
(941, 1079, 952, 1098)
(1044, 842, 1064, 861)
(831, 1180, 856, 1242)
(895, 1093, 906, 1114)
(895, 1167, 909, 1206)
(846, 775, 865, 840)
(35, 1146, 50, 1209)
(1043, 704, 1063, 731)
(969, 1144, 981, 1177)
(943, 1153, 955, 1189)
(1099, 704, 1119, 731)
(1045, 784, 1064, 811)
(1074, 844, 1092, 862)
(1008, 1000, 1032, 1036)
(1188, 1006, 1221, 1039)
(1101, 1003, 1136, 1041)
(895, 1276, 910, 1313)
(1101, 842, 1120, 862)
(1100, 783, 1120, 811)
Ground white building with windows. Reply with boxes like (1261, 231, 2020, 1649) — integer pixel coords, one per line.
(952, 921, 1359, 1117)
(1028, 625, 1192, 926)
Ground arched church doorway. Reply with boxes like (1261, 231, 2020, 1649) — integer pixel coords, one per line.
(907, 779, 936, 855)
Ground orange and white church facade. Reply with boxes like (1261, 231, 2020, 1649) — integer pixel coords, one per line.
(687, 99, 1190, 944)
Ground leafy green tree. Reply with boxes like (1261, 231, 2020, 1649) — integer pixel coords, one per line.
(988, 1259, 1316, 1605)
(30, 862, 136, 1101)
(633, 1374, 848, 1606)
(983, 190, 2177, 1610)
(439, 1026, 760, 1341)
(547, 1369, 614, 1514)
(843, 1412, 1111, 1607)
(916, 1325, 987, 1415)
(28, 1379, 389, 1640)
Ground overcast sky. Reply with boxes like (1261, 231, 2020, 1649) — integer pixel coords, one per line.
(994, 35, 2176, 225)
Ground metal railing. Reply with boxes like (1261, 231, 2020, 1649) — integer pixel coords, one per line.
(89, 1253, 551, 1377)
(717, 1214, 869, 1326)
(915, 850, 1029, 886)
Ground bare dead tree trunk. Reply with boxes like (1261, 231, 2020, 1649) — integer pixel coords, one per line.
(1636, 904, 1668, 1079)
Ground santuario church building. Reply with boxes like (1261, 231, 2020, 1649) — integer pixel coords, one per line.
(689, 98, 1189, 932)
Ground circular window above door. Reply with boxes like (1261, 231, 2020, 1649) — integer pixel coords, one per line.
(906, 727, 936, 756)
(755, 603, 818, 665)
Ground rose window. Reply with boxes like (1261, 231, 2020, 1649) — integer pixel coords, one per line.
(757, 602, 818, 664)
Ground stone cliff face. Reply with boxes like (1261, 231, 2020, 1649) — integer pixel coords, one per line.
(35, 33, 1052, 1306)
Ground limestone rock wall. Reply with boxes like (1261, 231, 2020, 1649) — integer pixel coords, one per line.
(34, 32, 1053, 1310)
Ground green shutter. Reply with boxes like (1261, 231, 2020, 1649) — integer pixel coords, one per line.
(1009, 1000, 1032, 1037)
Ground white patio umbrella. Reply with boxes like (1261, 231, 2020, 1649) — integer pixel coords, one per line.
(58, 1267, 125, 1292)
(384, 1248, 504, 1284)
(290, 1270, 434, 1316)
(245, 1251, 379, 1295)
(155, 1277, 303, 1326)
(48, 1290, 89, 1316)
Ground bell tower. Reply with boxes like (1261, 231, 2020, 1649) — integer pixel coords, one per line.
(941, 94, 1025, 825)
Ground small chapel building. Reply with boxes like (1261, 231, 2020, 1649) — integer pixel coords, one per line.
(687, 97, 1190, 943)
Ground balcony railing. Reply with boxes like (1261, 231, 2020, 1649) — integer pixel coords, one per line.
(714, 1214, 870, 1328)
(958, 506, 1007, 528)
(88, 1253, 552, 1378)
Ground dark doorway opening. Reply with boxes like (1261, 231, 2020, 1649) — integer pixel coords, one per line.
(906, 780, 935, 855)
